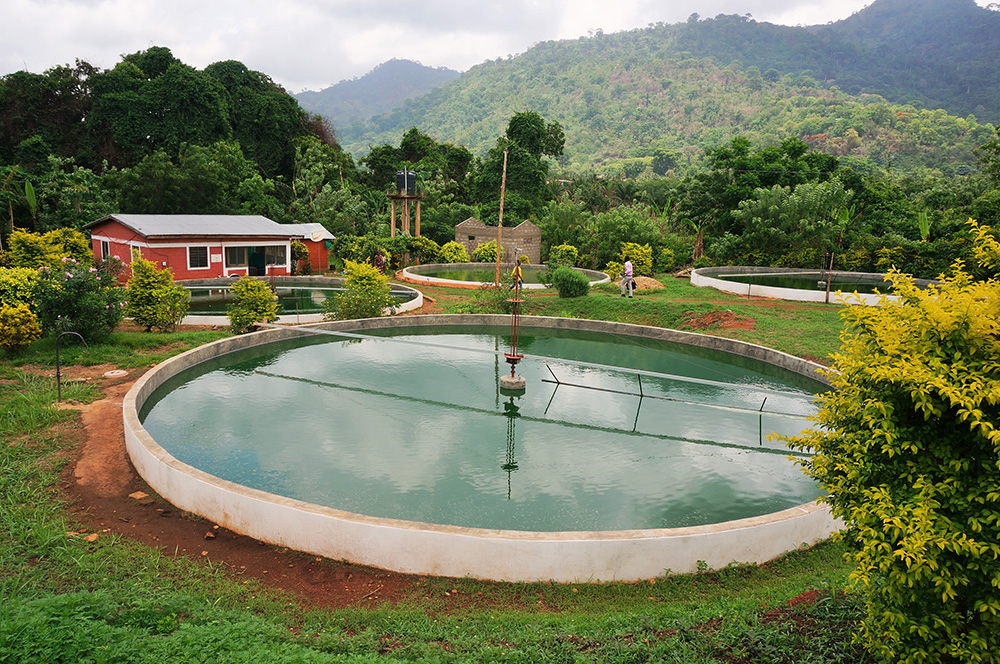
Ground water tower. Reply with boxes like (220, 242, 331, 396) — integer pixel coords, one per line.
(389, 171, 421, 238)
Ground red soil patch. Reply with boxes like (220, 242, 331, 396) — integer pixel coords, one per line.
(680, 309, 756, 331)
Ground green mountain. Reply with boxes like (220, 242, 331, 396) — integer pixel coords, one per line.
(294, 59, 460, 127)
(336, 0, 999, 174)
(676, 0, 1000, 121)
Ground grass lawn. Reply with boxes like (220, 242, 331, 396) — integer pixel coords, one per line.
(0, 281, 874, 663)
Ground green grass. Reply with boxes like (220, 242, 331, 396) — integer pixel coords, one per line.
(429, 276, 847, 362)
(0, 289, 870, 663)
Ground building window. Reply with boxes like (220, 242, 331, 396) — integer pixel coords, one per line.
(188, 246, 209, 269)
(225, 246, 248, 267)
(100, 240, 110, 259)
(264, 245, 286, 265)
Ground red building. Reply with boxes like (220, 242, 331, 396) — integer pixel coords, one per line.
(292, 223, 336, 273)
(85, 214, 303, 281)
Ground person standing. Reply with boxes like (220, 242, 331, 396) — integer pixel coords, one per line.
(620, 259, 634, 297)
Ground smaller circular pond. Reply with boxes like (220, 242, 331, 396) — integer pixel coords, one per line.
(178, 276, 422, 324)
(692, 266, 939, 306)
(401, 262, 609, 289)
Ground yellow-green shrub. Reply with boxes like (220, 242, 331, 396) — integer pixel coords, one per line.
(604, 261, 625, 281)
(7, 229, 91, 269)
(618, 242, 653, 277)
(439, 241, 470, 263)
(326, 260, 396, 320)
(471, 240, 503, 263)
(125, 255, 189, 332)
(547, 244, 578, 268)
(0, 304, 42, 352)
(783, 243, 1000, 662)
(0, 267, 41, 308)
(227, 277, 278, 334)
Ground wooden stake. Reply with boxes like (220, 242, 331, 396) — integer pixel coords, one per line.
(495, 148, 508, 286)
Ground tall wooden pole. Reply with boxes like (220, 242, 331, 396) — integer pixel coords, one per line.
(495, 148, 509, 286)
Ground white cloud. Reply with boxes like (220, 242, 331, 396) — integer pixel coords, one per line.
(0, 0, 900, 92)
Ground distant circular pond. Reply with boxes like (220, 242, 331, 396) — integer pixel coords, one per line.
(139, 323, 824, 532)
(181, 277, 418, 316)
(692, 266, 939, 305)
(401, 262, 609, 289)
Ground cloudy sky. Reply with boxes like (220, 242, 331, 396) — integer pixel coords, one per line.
(1, 0, 989, 93)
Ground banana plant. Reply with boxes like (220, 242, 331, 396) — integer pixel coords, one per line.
(917, 210, 930, 241)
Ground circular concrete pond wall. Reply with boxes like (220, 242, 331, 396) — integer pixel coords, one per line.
(692, 266, 938, 305)
(177, 275, 423, 325)
(123, 314, 840, 582)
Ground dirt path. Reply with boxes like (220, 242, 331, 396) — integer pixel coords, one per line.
(65, 369, 418, 609)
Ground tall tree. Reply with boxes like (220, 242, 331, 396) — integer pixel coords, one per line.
(474, 111, 565, 222)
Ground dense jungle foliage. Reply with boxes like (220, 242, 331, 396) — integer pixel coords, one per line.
(2, 0, 1000, 283)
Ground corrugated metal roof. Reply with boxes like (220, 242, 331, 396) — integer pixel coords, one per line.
(293, 223, 336, 241)
(86, 214, 297, 238)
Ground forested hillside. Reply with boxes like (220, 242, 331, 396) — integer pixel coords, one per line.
(2, 41, 999, 290)
(294, 59, 460, 127)
(338, 0, 999, 174)
(675, 0, 1000, 121)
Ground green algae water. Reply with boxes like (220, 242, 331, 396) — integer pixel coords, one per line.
(718, 271, 893, 294)
(414, 265, 549, 284)
(184, 284, 416, 315)
(139, 326, 825, 532)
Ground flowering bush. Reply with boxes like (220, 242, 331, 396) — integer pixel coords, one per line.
(326, 260, 396, 320)
(34, 258, 125, 343)
(0, 304, 42, 353)
(227, 277, 279, 334)
(125, 255, 189, 332)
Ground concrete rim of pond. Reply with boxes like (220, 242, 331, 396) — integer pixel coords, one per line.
(691, 265, 939, 306)
(123, 314, 841, 582)
(399, 263, 609, 290)
(176, 275, 423, 325)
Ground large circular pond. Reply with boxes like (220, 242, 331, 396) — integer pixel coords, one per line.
(140, 325, 821, 531)
(124, 315, 838, 581)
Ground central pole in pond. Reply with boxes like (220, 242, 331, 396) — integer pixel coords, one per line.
(500, 278, 526, 392)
